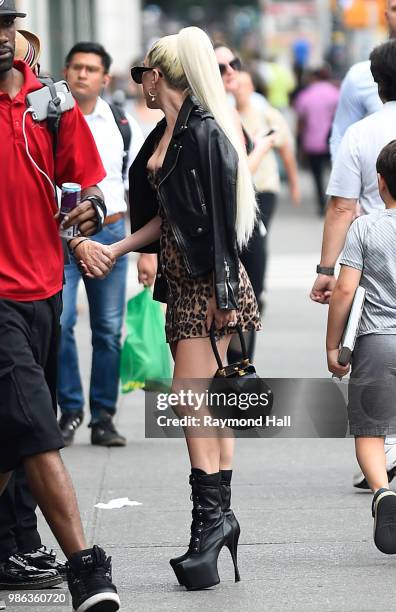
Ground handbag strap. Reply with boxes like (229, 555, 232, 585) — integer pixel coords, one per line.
(209, 322, 249, 371)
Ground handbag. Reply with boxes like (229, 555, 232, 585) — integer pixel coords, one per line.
(208, 323, 273, 430)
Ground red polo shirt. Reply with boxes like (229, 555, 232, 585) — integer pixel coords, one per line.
(0, 61, 106, 301)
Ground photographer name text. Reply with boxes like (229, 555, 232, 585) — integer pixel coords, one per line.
(156, 415, 291, 429)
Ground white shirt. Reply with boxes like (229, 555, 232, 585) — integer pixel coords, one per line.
(329, 61, 382, 161)
(327, 102, 396, 214)
(84, 97, 144, 216)
(228, 91, 268, 112)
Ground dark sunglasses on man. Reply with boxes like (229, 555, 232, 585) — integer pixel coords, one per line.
(130, 65, 162, 84)
(218, 57, 242, 76)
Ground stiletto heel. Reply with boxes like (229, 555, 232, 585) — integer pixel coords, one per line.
(226, 528, 240, 582)
(221, 469, 241, 582)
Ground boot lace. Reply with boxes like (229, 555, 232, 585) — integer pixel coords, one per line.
(188, 493, 205, 553)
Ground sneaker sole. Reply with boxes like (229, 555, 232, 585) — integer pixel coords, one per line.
(74, 592, 120, 612)
(373, 490, 396, 554)
(0, 574, 63, 590)
(91, 441, 126, 447)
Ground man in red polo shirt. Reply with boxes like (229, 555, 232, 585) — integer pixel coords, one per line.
(0, 3, 120, 611)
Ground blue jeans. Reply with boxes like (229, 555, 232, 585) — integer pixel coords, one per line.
(57, 219, 127, 423)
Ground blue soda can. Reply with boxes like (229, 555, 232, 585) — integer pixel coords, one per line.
(59, 182, 81, 238)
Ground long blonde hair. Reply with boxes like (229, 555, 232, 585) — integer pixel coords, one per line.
(147, 27, 257, 247)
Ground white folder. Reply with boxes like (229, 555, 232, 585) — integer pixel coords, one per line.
(338, 286, 366, 366)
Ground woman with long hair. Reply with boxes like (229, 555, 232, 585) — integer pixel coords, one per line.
(214, 44, 277, 361)
(78, 26, 261, 590)
(215, 46, 300, 366)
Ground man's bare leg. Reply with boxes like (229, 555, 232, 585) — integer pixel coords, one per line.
(23, 451, 86, 558)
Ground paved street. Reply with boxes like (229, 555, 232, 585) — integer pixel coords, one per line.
(7, 173, 395, 612)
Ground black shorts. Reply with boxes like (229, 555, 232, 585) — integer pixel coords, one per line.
(0, 293, 65, 473)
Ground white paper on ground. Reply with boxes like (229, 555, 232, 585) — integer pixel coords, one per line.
(95, 497, 142, 509)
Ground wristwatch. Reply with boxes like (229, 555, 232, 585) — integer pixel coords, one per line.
(83, 195, 107, 232)
(316, 265, 335, 276)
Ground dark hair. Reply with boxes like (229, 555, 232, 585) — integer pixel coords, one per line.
(65, 42, 112, 73)
(312, 65, 331, 81)
(370, 40, 396, 101)
(376, 140, 396, 199)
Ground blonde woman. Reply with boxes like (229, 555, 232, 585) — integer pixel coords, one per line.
(78, 26, 261, 590)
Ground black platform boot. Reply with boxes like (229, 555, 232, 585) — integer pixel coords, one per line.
(220, 469, 241, 556)
(169, 472, 195, 580)
(171, 469, 241, 586)
(169, 469, 240, 590)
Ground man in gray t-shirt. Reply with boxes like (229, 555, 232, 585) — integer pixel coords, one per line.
(340, 211, 396, 336)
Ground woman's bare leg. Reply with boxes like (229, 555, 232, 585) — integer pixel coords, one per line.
(172, 335, 233, 474)
(355, 436, 388, 492)
(219, 437, 235, 470)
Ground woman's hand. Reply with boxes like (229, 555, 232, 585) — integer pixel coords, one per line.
(253, 132, 276, 155)
(206, 295, 237, 331)
(137, 253, 158, 287)
(327, 348, 350, 379)
(74, 240, 115, 279)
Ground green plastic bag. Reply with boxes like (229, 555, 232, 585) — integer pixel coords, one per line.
(120, 288, 172, 393)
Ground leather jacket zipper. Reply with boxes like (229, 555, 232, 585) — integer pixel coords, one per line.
(224, 259, 236, 308)
(191, 169, 207, 214)
(158, 191, 193, 276)
(224, 259, 230, 309)
(158, 143, 182, 187)
(157, 143, 193, 276)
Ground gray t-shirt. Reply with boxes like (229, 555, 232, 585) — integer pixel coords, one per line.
(340, 210, 396, 337)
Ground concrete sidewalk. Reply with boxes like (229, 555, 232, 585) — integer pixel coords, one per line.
(8, 178, 396, 611)
(37, 418, 392, 612)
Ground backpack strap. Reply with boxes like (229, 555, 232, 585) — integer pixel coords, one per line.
(37, 78, 67, 260)
(35, 76, 63, 210)
(38, 76, 62, 159)
(109, 103, 132, 182)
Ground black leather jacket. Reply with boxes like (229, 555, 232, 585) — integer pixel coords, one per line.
(128, 96, 239, 310)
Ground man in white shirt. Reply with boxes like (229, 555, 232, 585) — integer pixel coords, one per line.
(58, 42, 146, 446)
(330, 0, 396, 159)
(310, 40, 396, 488)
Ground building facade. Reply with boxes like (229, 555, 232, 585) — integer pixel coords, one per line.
(15, 0, 142, 78)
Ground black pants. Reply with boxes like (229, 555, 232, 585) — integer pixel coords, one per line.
(0, 294, 63, 562)
(0, 469, 41, 562)
(306, 153, 330, 215)
(228, 192, 277, 363)
(240, 191, 277, 300)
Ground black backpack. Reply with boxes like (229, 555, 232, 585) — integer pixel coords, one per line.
(108, 103, 132, 182)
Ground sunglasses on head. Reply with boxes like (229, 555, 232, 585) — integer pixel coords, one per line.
(218, 57, 242, 76)
(130, 65, 162, 84)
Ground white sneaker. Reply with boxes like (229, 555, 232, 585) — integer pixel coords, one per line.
(353, 442, 396, 489)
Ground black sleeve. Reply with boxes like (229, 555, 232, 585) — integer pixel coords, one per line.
(194, 120, 239, 310)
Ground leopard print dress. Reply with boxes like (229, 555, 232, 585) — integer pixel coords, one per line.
(148, 170, 261, 344)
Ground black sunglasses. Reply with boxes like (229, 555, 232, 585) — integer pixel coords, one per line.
(130, 66, 162, 84)
(218, 57, 242, 76)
